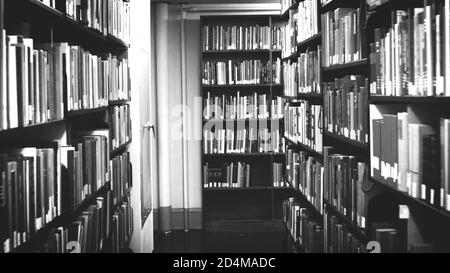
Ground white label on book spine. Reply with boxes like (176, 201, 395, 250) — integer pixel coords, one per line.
(407, 174, 412, 196)
(412, 182, 418, 199)
(4, 240, 10, 253)
(441, 188, 445, 208)
(361, 217, 366, 229)
(421, 185, 426, 200)
(399, 205, 410, 219)
(447, 194, 450, 211)
(430, 189, 435, 205)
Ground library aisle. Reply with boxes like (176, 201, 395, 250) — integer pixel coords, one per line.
(1, 0, 450, 256)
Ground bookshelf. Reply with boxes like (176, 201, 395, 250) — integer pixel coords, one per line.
(282, 0, 450, 253)
(201, 15, 288, 222)
(0, 0, 133, 253)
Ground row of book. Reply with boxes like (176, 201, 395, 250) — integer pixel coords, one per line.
(0, 33, 131, 131)
(324, 209, 368, 253)
(281, 9, 298, 58)
(283, 47, 322, 97)
(109, 105, 131, 150)
(296, 0, 320, 44)
(323, 75, 369, 144)
(110, 151, 131, 207)
(370, 111, 450, 212)
(322, 8, 366, 67)
(202, 25, 282, 51)
(0, 131, 111, 253)
(41, 0, 131, 43)
(203, 93, 285, 120)
(370, 3, 450, 97)
(323, 147, 369, 230)
(273, 162, 288, 188)
(202, 59, 282, 86)
(203, 128, 285, 154)
(283, 199, 324, 253)
(203, 162, 251, 189)
(286, 149, 324, 214)
(45, 194, 133, 253)
(284, 102, 323, 153)
(65, 46, 130, 112)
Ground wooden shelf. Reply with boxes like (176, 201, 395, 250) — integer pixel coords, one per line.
(281, 1, 300, 19)
(203, 117, 284, 123)
(111, 140, 132, 157)
(66, 107, 108, 118)
(370, 177, 450, 219)
(202, 49, 275, 54)
(284, 136, 323, 159)
(324, 200, 368, 243)
(109, 100, 131, 106)
(370, 95, 450, 105)
(203, 84, 281, 89)
(322, 59, 369, 72)
(203, 153, 285, 158)
(323, 132, 369, 152)
(0, 119, 66, 138)
(285, 93, 323, 101)
(204, 187, 295, 192)
(297, 33, 322, 52)
(321, 0, 362, 13)
(282, 52, 298, 62)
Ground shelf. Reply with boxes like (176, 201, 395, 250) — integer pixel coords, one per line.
(111, 140, 132, 157)
(324, 200, 368, 243)
(0, 119, 66, 138)
(281, 52, 298, 62)
(285, 93, 323, 101)
(370, 95, 450, 105)
(204, 187, 295, 192)
(297, 33, 322, 52)
(109, 100, 131, 106)
(202, 49, 274, 54)
(323, 132, 369, 152)
(11, 185, 109, 253)
(203, 117, 284, 123)
(321, 0, 362, 13)
(284, 137, 323, 160)
(281, 1, 299, 19)
(203, 84, 281, 89)
(203, 153, 285, 158)
(322, 59, 369, 72)
(295, 190, 324, 224)
(370, 177, 450, 219)
(66, 107, 108, 118)
(7, 0, 129, 54)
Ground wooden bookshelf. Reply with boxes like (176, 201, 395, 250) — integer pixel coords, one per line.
(370, 96, 450, 105)
(323, 132, 369, 152)
(297, 32, 322, 52)
(322, 58, 369, 72)
(1, 0, 133, 253)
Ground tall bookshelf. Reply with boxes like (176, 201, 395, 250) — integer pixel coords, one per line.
(0, 0, 133, 253)
(201, 15, 295, 223)
(281, 0, 450, 253)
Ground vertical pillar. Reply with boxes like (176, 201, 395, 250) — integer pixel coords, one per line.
(155, 2, 172, 233)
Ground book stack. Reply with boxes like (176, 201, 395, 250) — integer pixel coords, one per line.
(203, 128, 284, 154)
(203, 92, 285, 120)
(203, 162, 251, 188)
(1, 35, 66, 130)
(202, 25, 277, 51)
(370, 112, 450, 211)
(110, 151, 131, 206)
(323, 147, 369, 230)
(324, 210, 367, 253)
(297, 0, 320, 44)
(284, 101, 323, 153)
(66, 48, 129, 112)
(369, 3, 450, 97)
(44, 0, 131, 43)
(281, 9, 298, 58)
(324, 75, 369, 144)
(282, 198, 324, 253)
(298, 47, 322, 95)
(112, 199, 133, 253)
(273, 162, 287, 187)
(109, 105, 131, 150)
(202, 59, 282, 85)
(46, 195, 111, 253)
(0, 146, 60, 253)
(286, 149, 324, 213)
(322, 7, 366, 67)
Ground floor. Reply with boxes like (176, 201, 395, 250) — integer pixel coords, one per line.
(153, 221, 296, 253)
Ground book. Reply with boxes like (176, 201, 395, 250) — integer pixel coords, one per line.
(110, 151, 132, 206)
(109, 105, 131, 150)
(203, 161, 251, 189)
